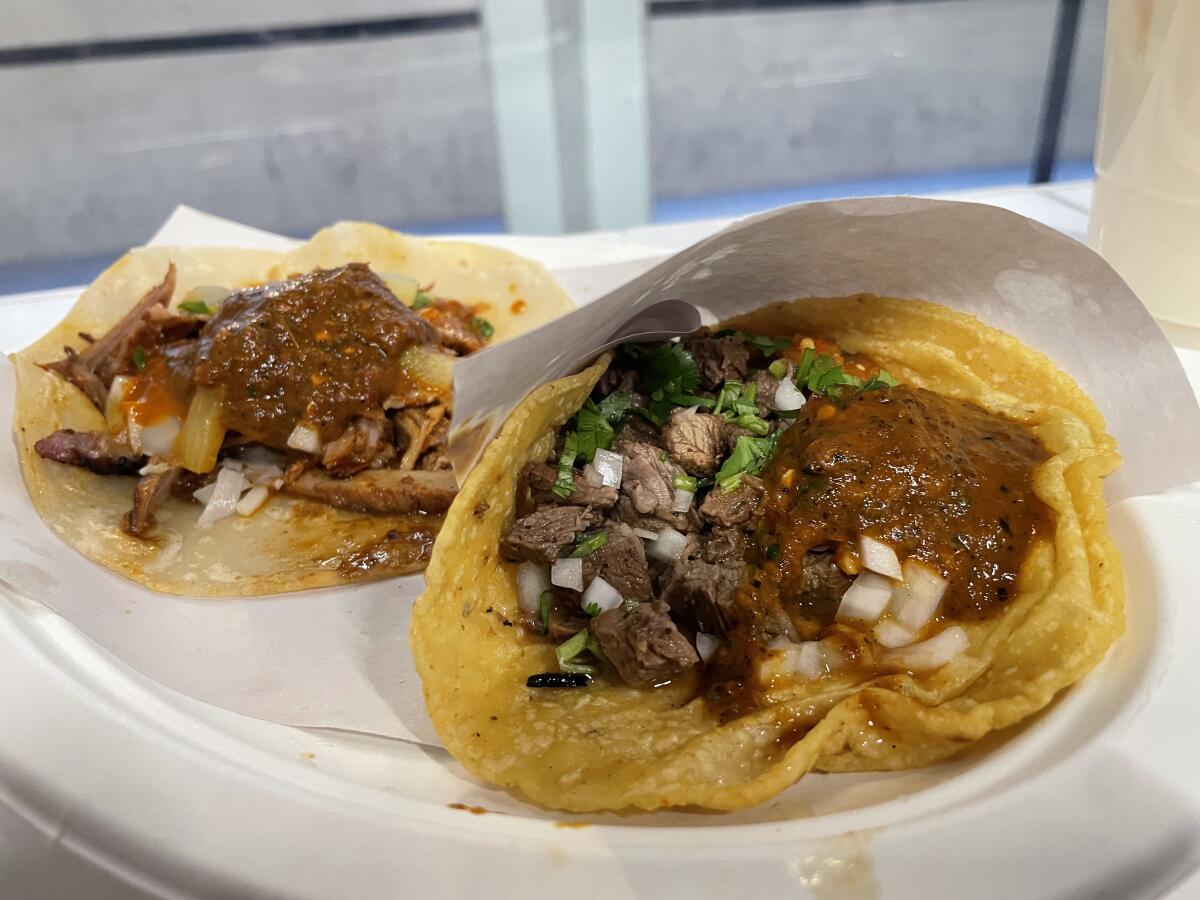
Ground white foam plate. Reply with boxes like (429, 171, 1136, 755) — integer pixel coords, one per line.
(3, 271, 1200, 900)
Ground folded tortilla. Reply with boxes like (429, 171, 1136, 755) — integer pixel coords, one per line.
(411, 295, 1124, 812)
(12, 222, 574, 596)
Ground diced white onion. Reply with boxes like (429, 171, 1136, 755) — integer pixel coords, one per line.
(858, 535, 902, 579)
(835, 571, 894, 624)
(773, 378, 807, 412)
(695, 632, 721, 663)
(582, 464, 604, 487)
(874, 619, 916, 648)
(134, 416, 181, 458)
(632, 527, 659, 540)
(550, 557, 583, 592)
(581, 576, 624, 615)
(647, 526, 689, 562)
(892, 559, 949, 631)
(286, 421, 322, 454)
(181, 285, 230, 309)
(379, 272, 419, 305)
(138, 460, 173, 476)
(516, 561, 551, 613)
(882, 625, 969, 672)
(672, 487, 694, 514)
(794, 641, 825, 679)
(244, 463, 284, 486)
(105, 375, 133, 432)
(193, 482, 216, 504)
(197, 467, 246, 528)
(763, 638, 840, 680)
(235, 484, 270, 517)
(220, 457, 244, 472)
(591, 448, 624, 488)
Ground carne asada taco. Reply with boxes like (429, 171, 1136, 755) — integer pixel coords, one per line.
(412, 295, 1123, 812)
(13, 222, 573, 596)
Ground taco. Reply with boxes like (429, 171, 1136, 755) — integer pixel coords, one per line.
(13, 222, 573, 596)
(412, 295, 1123, 812)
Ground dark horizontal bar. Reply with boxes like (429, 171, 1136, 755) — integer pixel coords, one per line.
(0, 11, 479, 68)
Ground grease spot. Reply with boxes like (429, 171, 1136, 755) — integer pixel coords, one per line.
(789, 831, 879, 900)
(448, 802, 490, 815)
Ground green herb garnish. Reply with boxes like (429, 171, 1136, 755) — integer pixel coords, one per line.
(595, 390, 632, 427)
(672, 473, 698, 492)
(552, 432, 579, 498)
(179, 300, 212, 316)
(555, 629, 605, 675)
(570, 531, 609, 558)
(538, 590, 552, 635)
(729, 413, 770, 435)
(574, 399, 615, 462)
(714, 433, 780, 491)
(411, 292, 432, 310)
(795, 349, 865, 396)
(625, 341, 704, 424)
(861, 370, 900, 392)
(768, 358, 790, 379)
(741, 333, 790, 356)
(473, 316, 495, 340)
(131, 346, 146, 372)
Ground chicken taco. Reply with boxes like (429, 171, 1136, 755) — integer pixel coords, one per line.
(13, 222, 573, 596)
(412, 295, 1123, 812)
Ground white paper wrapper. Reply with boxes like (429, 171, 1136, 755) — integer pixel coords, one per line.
(451, 197, 1200, 501)
(2, 200, 1198, 749)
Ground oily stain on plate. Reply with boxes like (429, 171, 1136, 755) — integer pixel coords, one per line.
(789, 830, 879, 900)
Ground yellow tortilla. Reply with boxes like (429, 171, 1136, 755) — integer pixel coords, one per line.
(12, 223, 574, 597)
(412, 295, 1124, 812)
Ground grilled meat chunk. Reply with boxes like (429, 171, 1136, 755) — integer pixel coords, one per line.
(620, 441, 686, 524)
(582, 523, 653, 601)
(795, 549, 852, 620)
(34, 429, 146, 476)
(660, 558, 742, 636)
(524, 462, 618, 508)
(322, 416, 394, 476)
(286, 467, 456, 515)
(684, 334, 750, 389)
(663, 407, 724, 476)
(500, 505, 601, 563)
(699, 475, 764, 527)
(590, 600, 700, 688)
(417, 298, 487, 354)
(124, 465, 183, 536)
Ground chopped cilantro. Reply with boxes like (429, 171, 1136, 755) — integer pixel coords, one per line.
(595, 390, 632, 426)
(729, 413, 770, 435)
(741, 333, 790, 356)
(673, 473, 698, 492)
(626, 341, 704, 424)
(473, 316, 495, 340)
(714, 433, 780, 491)
(131, 346, 146, 372)
(574, 400, 615, 462)
(411, 292, 432, 310)
(583, 601, 601, 616)
(861, 370, 900, 392)
(795, 348, 864, 396)
(538, 590, 552, 635)
(552, 432, 579, 498)
(179, 300, 212, 316)
(570, 531, 609, 558)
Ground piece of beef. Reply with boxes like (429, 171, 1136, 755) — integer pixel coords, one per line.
(43, 264, 178, 409)
(523, 462, 618, 508)
(321, 416, 394, 476)
(612, 497, 694, 535)
(171, 467, 215, 499)
(704, 527, 744, 565)
(662, 407, 724, 476)
(751, 370, 780, 415)
(394, 406, 447, 470)
(34, 429, 146, 476)
(582, 523, 653, 601)
(613, 417, 663, 450)
(699, 475, 764, 527)
(794, 549, 853, 620)
(123, 465, 183, 536)
(499, 505, 600, 563)
(418, 417, 451, 471)
(590, 600, 700, 688)
(660, 558, 742, 635)
(619, 441, 686, 524)
(418, 298, 486, 354)
(597, 367, 638, 396)
(519, 587, 588, 640)
(684, 334, 750, 389)
(286, 467, 457, 515)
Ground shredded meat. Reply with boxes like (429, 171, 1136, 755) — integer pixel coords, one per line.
(418, 298, 486, 354)
(123, 465, 182, 536)
(34, 429, 145, 476)
(42, 264, 178, 408)
(523, 462, 618, 508)
(286, 467, 456, 515)
(663, 408, 724, 476)
(395, 406, 447, 470)
(321, 416, 394, 476)
(589, 600, 700, 688)
(500, 505, 601, 563)
(699, 475, 764, 527)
